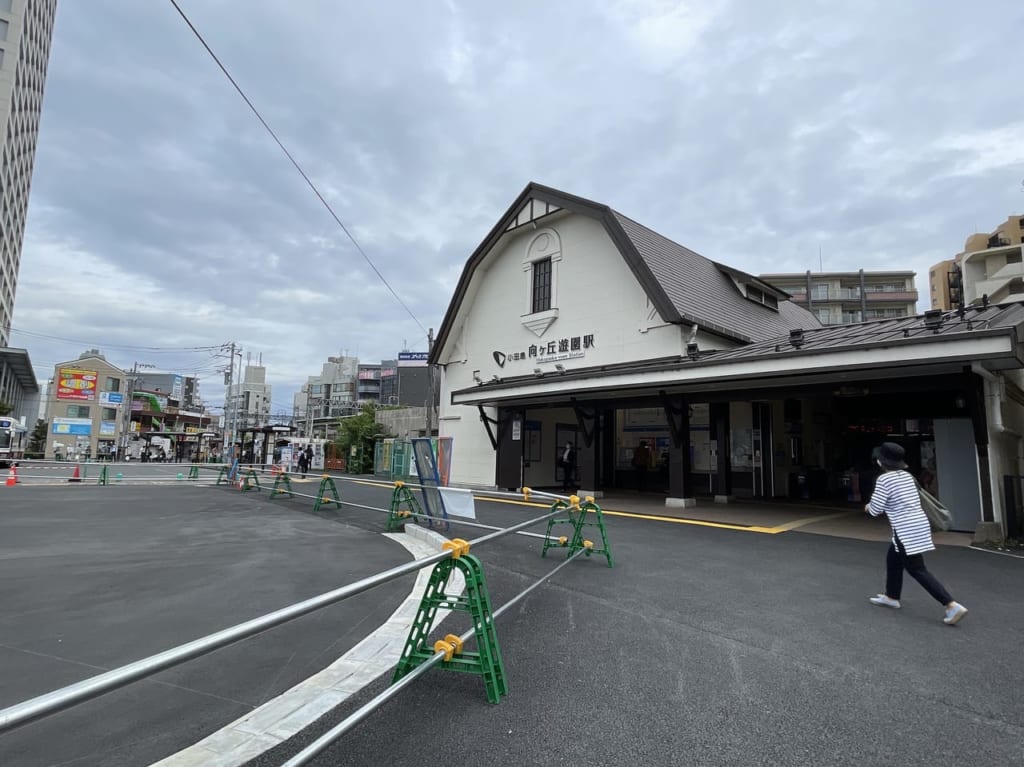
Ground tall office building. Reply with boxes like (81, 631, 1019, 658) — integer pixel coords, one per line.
(0, 0, 58, 346)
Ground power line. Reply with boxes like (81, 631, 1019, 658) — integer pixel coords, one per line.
(167, 0, 428, 337)
(5, 326, 223, 353)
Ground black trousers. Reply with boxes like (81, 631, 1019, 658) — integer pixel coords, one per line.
(886, 536, 953, 605)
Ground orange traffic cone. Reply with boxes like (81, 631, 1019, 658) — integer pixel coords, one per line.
(68, 464, 81, 483)
(5, 466, 16, 487)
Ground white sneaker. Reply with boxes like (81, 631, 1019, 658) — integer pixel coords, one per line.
(943, 602, 968, 625)
(869, 594, 901, 609)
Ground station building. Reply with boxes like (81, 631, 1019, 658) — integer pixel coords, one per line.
(430, 183, 1024, 539)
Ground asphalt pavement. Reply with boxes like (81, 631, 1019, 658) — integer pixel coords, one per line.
(2, 475, 1022, 767)
(0, 483, 416, 767)
(251, 480, 1024, 767)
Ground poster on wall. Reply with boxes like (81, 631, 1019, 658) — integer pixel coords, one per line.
(730, 428, 753, 470)
(623, 408, 668, 431)
(100, 421, 117, 436)
(525, 421, 541, 462)
(52, 417, 92, 436)
(57, 369, 97, 401)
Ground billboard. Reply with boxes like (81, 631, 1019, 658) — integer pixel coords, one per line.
(57, 369, 98, 401)
(100, 391, 123, 405)
(397, 352, 428, 367)
(52, 418, 92, 436)
(100, 421, 118, 436)
(172, 375, 184, 402)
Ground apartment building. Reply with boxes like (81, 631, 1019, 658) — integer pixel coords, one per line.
(758, 270, 918, 325)
(930, 215, 1024, 310)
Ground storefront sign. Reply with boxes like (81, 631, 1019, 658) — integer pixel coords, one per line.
(398, 352, 428, 367)
(100, 391, 123, 405)
(57, 369, 97, 401)
(493, 334, 595, 367)
(100, 421, 117, 436)
(52, 417, 92, 436)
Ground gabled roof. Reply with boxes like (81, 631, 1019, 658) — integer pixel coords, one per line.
(431, 182, 819, 363)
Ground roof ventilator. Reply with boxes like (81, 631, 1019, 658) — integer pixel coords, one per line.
(686, 342, 700, 361)
(923, 309, 944, 332)
(789, 329, 805, 349)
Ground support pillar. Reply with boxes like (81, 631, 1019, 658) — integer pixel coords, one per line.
(665, 398, 694, 508)
(710, 402, 733, 502)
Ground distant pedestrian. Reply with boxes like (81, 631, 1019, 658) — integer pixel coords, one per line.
(305, 445, 314, 472)
(557, 441, 576, 492)
(298, 449, 309, 478)
(865, 442, 967, 625)
(632, 441, 653, 491)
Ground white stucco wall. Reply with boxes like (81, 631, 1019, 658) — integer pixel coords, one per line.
(437, 212, 729, 487)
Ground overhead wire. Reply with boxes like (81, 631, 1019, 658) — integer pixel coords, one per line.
(167, 0, 428, 337)
(4, 326, 223, 354)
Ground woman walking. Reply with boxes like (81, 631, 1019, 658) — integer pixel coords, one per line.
(865, 442, 967, 625)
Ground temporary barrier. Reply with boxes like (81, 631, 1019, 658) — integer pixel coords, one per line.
(312, 474, 341, 512)
(188, 465, 199, 480)
(271, 471, 294, 499)
(394, 542, 505, 703)
(282, 547, 589, 766)
(385, 481, 426, 532)
(98, 466, 109, 486)
(541, 495, 614, 568)
(240, 469, 261, 492)
(5, 466, 16, 486)
(68, 464, 81, 483)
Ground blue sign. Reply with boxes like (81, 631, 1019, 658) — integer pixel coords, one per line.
(397, 352, 429, 367)
(100, 391, 124, 405)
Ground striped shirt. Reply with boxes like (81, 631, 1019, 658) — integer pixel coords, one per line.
(867, 470, 934, 555)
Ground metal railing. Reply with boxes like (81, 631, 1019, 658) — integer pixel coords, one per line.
(283, 547, 588, 766)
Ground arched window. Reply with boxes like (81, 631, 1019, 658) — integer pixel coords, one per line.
(521, 229, 562, 336)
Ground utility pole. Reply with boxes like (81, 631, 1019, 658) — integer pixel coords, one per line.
(119, 362, 138, 461)
(119, 361, 154, 460)
(221, 342, 241, 462)
(425, 327, 434, 438)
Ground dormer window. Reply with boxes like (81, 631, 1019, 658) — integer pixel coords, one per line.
(746, 285, 779, 310)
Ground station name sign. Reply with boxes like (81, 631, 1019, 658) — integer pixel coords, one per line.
(493, 334, 595, 368)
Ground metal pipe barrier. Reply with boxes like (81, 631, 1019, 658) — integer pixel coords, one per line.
(0, 505, 566, 734)
(217, 477, 553, 540)
(283, 548, 588, 766)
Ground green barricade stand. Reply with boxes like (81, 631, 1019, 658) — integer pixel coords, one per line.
(241, 469, 261, 492)
(393, 541, 507, 704)
(271, 471, 294, 499)
(313, 475, 341, 512)
(385, 481, 425, 532)
(541, 495, 613, 567)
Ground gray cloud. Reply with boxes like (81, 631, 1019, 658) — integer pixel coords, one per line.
(11, 0, 1024, 413)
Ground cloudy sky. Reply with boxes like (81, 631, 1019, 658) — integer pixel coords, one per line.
(10, 0, 1024, 415)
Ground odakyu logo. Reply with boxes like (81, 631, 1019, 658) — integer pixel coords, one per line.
(492, 351, 506, 368)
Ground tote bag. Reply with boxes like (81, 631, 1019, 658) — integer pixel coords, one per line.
(916, 483, 953, 532)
